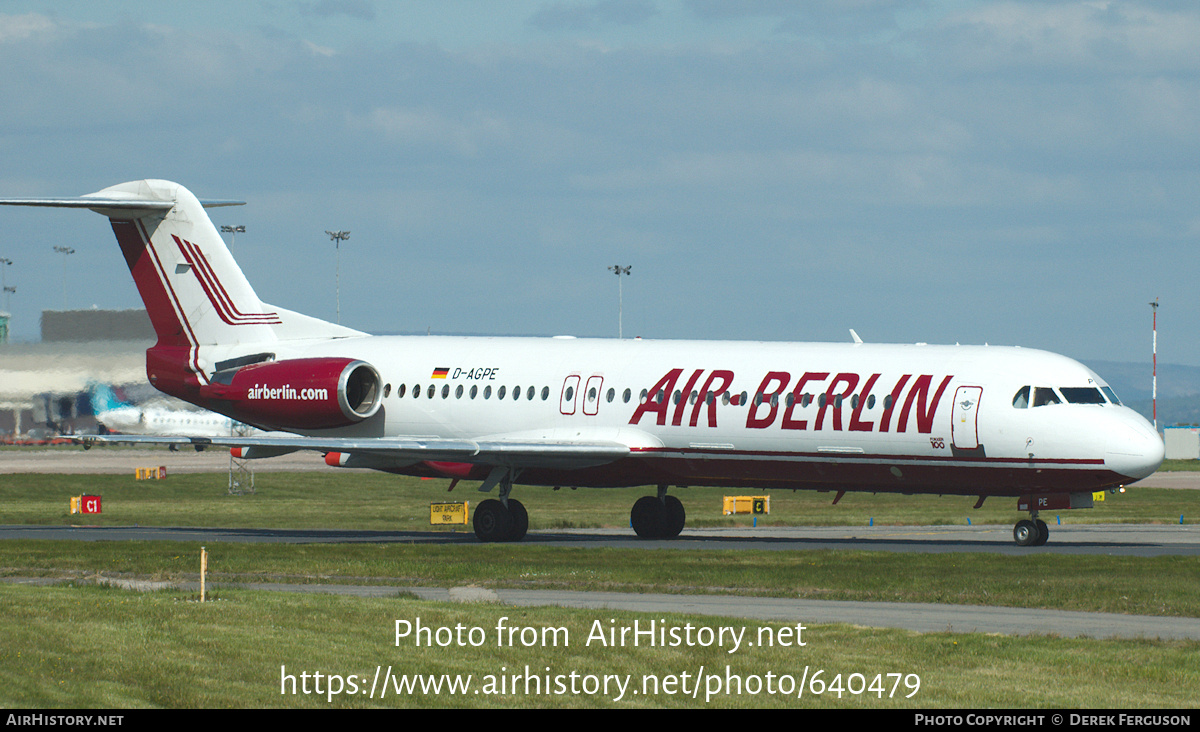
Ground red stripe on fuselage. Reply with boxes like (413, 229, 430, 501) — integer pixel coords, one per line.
(137, 221, 207, 384)
(139, 220, 207, 384)
(108, 218, 207, 394)
(110, 219, 190, 347)
(174, 236, 281, 325)
(395, 453, 1121, 496)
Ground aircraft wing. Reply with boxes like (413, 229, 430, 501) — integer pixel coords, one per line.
(76, 433, 630, 469)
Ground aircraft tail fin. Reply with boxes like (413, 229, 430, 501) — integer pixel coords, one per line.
(91, 180, 362, 348)
(2, 180, 360, 347)
(1, 180, 364, 400)
(88, 382, 128, 414)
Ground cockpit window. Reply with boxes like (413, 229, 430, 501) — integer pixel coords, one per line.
(1101, 386, 1122, 406)
(1012, 386, 1030, 409)
(1060, 387, 1105, 404)
(1032, 387, 1061, 407)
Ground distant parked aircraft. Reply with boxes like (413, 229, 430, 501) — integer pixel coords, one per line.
(90, 382, 253, 438)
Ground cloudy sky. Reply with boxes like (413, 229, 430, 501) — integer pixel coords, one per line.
(0, 1, 1197, 370)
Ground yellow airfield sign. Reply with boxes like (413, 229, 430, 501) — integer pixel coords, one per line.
(431, 501, 469, 525)
(723, 496, 770, 515)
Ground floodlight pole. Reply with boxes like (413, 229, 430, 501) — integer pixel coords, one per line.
(326, 230, 350, 324)
(0, 258, 10, 311)
(1151, 298, 1159, 431)
(608, 265, 631, 338)
(220, 225, 245, 249)
(53, 246, 74, 310)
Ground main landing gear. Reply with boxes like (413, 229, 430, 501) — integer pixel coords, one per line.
(630, 485, 686, 539)
(1013, 512, 1049, 547)
(472, 467, 527, 543)
(471, 474, 689, 542)
(473, 497, 528, 543)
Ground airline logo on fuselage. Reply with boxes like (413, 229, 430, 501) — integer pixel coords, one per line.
(247, 384, 329, 401)
(628, 369, 953, 434)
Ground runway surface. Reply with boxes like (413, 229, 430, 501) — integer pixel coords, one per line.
(2, 522, 1197, 556)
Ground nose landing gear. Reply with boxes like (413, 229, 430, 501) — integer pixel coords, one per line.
(1013, 493, 1096, 547)
(1013, 513, 1049, 547)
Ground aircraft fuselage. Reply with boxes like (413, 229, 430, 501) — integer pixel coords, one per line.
(211, 335, 1162, 498)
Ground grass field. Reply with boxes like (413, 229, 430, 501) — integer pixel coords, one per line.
(2, 470, 1195, 530)
(2, 582, 1198, 708)
(4, 540, 1200, 616)
(2, 466, 1198, 708)
(1159, 459, 1200, 471)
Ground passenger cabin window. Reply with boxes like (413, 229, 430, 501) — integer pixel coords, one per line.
(1012, 386, 1030, 409)
(1032, 387, 1061, 407)
(1060, 387, 1105, 404)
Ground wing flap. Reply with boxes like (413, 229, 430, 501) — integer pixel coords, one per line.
(77, 433, 630, 469)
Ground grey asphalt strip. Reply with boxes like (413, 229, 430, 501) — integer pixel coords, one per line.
(8, 577, 1192, 642)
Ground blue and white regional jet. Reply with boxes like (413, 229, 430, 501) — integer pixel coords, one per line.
(1, 180, 1164, 545)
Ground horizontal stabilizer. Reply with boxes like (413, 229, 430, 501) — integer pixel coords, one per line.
(0, 197, 242, 212)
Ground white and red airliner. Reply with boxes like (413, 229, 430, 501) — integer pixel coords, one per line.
(1, 180, 1164, 546)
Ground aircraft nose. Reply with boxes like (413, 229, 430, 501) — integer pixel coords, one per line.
(1105, 411, 1164, 482)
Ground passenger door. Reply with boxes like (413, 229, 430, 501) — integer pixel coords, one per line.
(952, 386, 983, 450)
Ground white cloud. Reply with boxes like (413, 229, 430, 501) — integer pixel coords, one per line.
(0, 12, 56, 43)
(304, 39, 337, 57)
(934, 1, 1200, 71)
(352, 107, 513, 157)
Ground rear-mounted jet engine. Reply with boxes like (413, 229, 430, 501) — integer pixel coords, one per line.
(200, 357, 382, 430)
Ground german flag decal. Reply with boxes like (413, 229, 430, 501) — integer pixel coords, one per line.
(431, 367, 450, 379)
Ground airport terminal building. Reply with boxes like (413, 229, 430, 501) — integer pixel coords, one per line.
(0, 309, 157, 438)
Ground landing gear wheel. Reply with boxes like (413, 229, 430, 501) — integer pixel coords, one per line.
(474, 499, 513, 543)
(505, 499, 529, 542)
(1013, 519, 1040, 547)
(631, 496, 665, 539)
(1033, 519, 1049, 546)
(662, 495, 686, 538)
